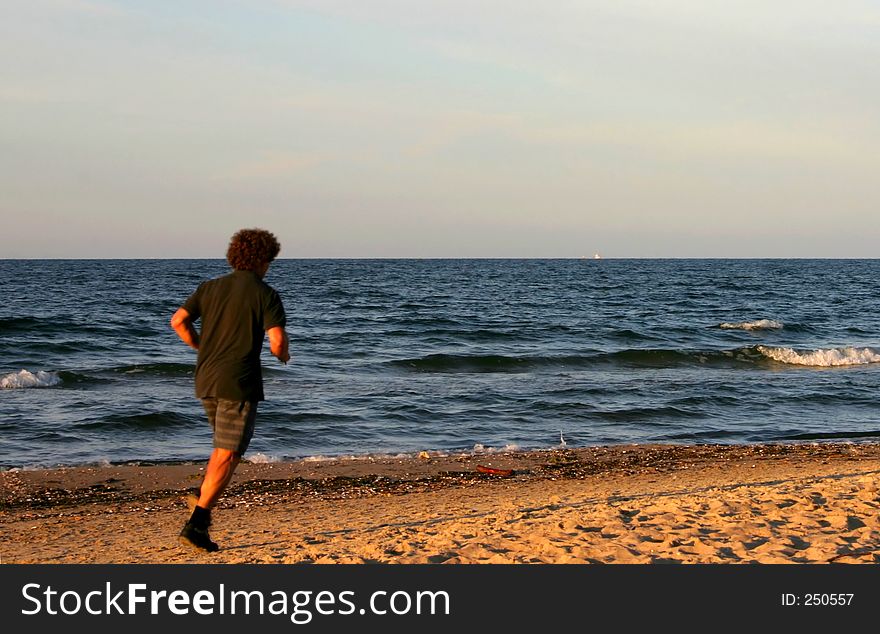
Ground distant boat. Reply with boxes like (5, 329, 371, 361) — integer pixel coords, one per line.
(593, 253, 601, 260)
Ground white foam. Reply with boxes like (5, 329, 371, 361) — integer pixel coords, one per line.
(302, 453, 390, 463)
(0, 370, 61, 389)
(757, 346, 880, 367)
(302, 455, 334, 463)
(300, 446, 524, 463)
(720, 319, 784, 331)
(473, 443, 520, 454)
(248, 452, 282, 464)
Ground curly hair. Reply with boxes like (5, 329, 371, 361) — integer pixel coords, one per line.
(226, 228, 281, 271)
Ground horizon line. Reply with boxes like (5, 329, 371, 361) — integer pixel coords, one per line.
(2, 256, 878, 261)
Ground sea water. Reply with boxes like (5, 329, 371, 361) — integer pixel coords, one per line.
(1, 259, 878, 468)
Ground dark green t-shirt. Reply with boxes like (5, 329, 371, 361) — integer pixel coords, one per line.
(182, 269, 286, 402)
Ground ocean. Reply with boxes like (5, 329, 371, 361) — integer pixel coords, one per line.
(1, 259, 878, 469)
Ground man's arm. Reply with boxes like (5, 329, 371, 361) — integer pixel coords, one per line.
(171, 307, 200, 350)
(267, 326, 290, 364)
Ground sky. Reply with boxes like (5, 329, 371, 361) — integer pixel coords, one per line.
(1, 0, 878, 258)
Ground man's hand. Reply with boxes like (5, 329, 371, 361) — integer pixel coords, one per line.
(267, 326, 290, 364)
(171, 308, 200, 350)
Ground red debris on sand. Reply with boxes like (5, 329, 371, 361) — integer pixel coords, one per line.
(476, 465, 514, 477)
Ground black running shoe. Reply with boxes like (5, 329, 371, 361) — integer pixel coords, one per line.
(179, 521, 219, 552)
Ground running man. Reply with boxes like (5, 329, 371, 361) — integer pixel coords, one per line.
(171, 228, 289, 552)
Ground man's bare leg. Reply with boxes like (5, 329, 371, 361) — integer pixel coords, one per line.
(180, 448, 240, 552)
(197, 448, 241, 509)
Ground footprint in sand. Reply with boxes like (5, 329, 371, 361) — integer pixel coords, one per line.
(786, 535, 811, 551)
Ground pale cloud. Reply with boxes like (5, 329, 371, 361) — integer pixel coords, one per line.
(395, 102, 877, 169)
(510, 118, 879, 166)
(220, 152, 328, 181)
(16, 0, 130, 18)
(0, 86, 58, 104)
(271, 0, 880, 47)
(57, 0, 129, 17)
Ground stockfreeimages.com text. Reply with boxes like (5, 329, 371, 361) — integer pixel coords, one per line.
(21, 582, 451, 624)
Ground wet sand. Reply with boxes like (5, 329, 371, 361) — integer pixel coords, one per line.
(2, 443, 879, 564)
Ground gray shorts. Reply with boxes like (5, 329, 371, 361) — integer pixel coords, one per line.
(201, 398, 258, 454)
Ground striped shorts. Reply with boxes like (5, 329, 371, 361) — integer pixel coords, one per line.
(201, 398, 258, 454)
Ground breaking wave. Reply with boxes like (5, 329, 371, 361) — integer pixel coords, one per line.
(389, 345, 880, 373)
(756, 346, 880, 367)
(719, 319, 784, 330)
(0, 370, 62, 389)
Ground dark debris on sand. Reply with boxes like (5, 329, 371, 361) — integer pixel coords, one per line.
(3, 443, 879, 519)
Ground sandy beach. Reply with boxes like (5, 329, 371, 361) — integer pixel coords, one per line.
(2, 443, 879, 564)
